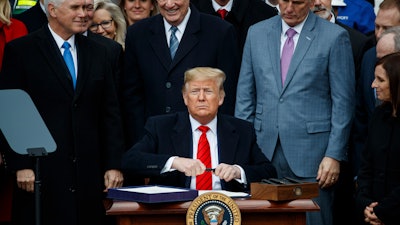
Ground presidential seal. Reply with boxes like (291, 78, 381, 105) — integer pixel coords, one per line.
(186, 192, 241, 225)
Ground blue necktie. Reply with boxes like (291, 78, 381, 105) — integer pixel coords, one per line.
(62, 42, 76, 89)
(169, 26, 179, 59)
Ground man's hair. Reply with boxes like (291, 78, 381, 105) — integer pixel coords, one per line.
(183, 67, 226, 93)
(379, 26, 400, 51)
(44, 0, 64, 17)
(380, 0, 400, 12)
(376, 52, 400, 117)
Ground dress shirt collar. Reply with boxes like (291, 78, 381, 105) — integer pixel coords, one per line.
(265, 0, 279, 13)
(211, 0, 233, 12)
(281, 12, 308, 36)
(329, 11, 336, 23)
(163, 7, 191, 41)
(189, 114, 218, 136)
(48, 24, 76, 52)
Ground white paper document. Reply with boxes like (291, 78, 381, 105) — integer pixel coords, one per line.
(198, 190, 250, 198)
(118, 186, 190, 194)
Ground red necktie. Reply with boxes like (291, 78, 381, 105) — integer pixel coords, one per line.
(217, 9, 228, 20)
(196, 126, 212, 190)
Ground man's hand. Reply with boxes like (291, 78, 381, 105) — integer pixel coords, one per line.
(171, 157, 206, 176)
(16, 169, 35, 192)
(316, 156, 340, 189)
(104, 169, 124, 191)
(214, 163, 241, 182)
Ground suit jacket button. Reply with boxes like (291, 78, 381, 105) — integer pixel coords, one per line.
(165, 106, 171, 113)
(165, 82, 172, 89)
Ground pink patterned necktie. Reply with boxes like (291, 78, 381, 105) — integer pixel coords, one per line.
(196, 126, 212, 190)
(281, 28, 297, 85)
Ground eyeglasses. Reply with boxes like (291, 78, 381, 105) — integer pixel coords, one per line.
(89, 19, 113, 32)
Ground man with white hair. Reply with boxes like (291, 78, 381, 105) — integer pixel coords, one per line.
(0, 0, 125, 224)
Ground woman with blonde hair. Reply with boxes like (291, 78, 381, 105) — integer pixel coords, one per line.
(0, 0, 27, 69)
(119, 0, 158, 26)
(90, 1, 127, 49)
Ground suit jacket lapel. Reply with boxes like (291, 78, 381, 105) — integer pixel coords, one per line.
(171, 112, 193, 158)
(282, 12, 315, 93)
(217, 115, 239, 164)
(37, 27, 74, 97)
(74, 34, 91, 98)
(149, 15, 171, 71)
(169, 5, 200, 70)
(269, 18, 283, 93)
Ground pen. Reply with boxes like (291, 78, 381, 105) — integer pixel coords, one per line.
(205, 168, 215, 172)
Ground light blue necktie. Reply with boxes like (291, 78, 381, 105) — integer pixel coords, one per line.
(169, 26, 179, 59)
(62, 42, 76, 89)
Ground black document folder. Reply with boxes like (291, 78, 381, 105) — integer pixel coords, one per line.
(107, 185, 198, 203)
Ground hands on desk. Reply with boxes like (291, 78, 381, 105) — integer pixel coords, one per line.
(104, 169, 124, 191)
(172, 157, 241, 182)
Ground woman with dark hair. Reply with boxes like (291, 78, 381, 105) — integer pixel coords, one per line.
(355, 52, 400, 225)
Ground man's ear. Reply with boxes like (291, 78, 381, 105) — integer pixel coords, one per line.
(183, 91, 188, 106)
(48, 3, 57, 17)
(218, 91, 225, 106)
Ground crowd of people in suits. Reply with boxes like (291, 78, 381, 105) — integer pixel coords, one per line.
(1, 0, 400, 225)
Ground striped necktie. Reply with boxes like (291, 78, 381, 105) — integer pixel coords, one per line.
(196, 126, 212, 190)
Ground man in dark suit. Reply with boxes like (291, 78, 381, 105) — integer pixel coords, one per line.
(123, 0, 240, 147)
(13, 0, 46, 33)
(122, 67, 276, 192)
(190, 0, 277, 58)
(0, 0, 124, 225)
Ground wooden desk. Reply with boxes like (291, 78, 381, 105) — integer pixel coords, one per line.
(106, 198, 319, 225)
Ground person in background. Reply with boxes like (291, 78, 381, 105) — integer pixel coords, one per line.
(11, 0, 37, 15)
(235, 0, 355, 224)
(0, 0, 27, 70)
(312, 0, 372, 81)
(190, 0, 277, 58)
(355, 52, 400, 225)
(122, 67, 277, 192)
(122, 0, 239, 147)
(13, 0, 46, 33)
(353, 0, 400, 196)
(90, 1, 126, 49)
(0, 0, 125, 224)
(119, 0, 158, 27)
(336, 0, 376, 35)
(0, 1, 27, 223)
(311, 1, 372, 224)
(264, 0, 280, 13)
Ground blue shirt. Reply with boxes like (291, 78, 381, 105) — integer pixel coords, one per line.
(336, 0, 376, 35)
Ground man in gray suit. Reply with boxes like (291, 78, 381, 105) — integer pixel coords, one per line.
(234, 0, 354, 224)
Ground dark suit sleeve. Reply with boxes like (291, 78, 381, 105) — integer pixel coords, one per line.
(0, 41, 33, 172)
(122, 117, 172, 177)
